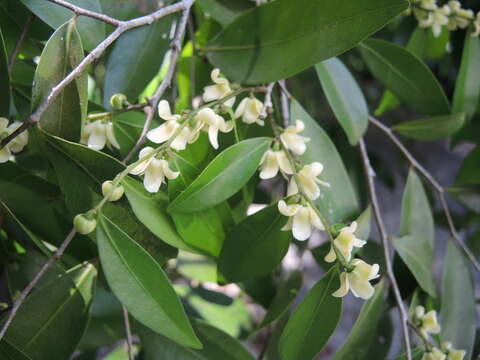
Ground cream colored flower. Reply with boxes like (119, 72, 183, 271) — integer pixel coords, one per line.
(472, 12, 480, 37)
(234, 97, 264, 126)
(333, 259, 380, 300)
(81, 119, 119, 151)
(0, 118, 29, 163)
(129, 147, 179, 193)
(442, 342, 466, 360)
(447, 1, 474, 30)
(280, 120, 310, 155)
(324, 222, 366, 263)
(259, 150, 293, 179)
(422, 348, 447, 360)
(202, 69, 235, 107)
(287, 162, 330, 200)
(278, 200, 324, 241)
(193, 108, 233, 149)
(415, 306, 441, 337)
(432, 5, 451, 37)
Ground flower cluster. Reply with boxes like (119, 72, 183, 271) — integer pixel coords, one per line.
(411, 0, 478, 37)
(0, 118, 28, 163)
(81, 119, 120, 151)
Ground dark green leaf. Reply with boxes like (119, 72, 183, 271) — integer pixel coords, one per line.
(456, 146, 480, 185)
(97, 215, 202, 349)
(291, 100, 359, 222)
(196, 0, 254, 27)
(0, 26, 10, 116)
(168, 138, 270, 213)
(33, 21, 87, 141)
(218, 204, 291, 282)
(316, 58, 368, 145)
(392, 113, 465, 141)
(0, 341, 32, 360)
(279, 268, 342, 360)
(206, 0, 408, 84)
(447, 185, 480, 213)
(440, 241, 476, 359)
(359, 39, 450, 116)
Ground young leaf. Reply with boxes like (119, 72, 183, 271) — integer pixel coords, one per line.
(96, 215, 202, 349)
(392, 113, 465, 141)
(315, 58, 368, 145)
(393, 169, 436, 297)
(0, 26, 10, 117)
(206, 0, 408, 84)
(279, 268, 342, 360)
(1, 263, 97, 360)
(334, 281, 385, 360)
(168, 138, 271, 213)
(33, 21, 87, 142)
(359, 39, 450, 116)
(455, 146, 480, 186)
(217, 204, 291, 282)
(440, 242, 476, 359)
(291, 100, 359, 223)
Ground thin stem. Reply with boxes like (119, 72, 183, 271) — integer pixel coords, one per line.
(358, 137, 412, 360)
(7, 15, 34, 73)
(278, 80, 290, 127)
(87, 103, 149, 121)
(122, 305, 133, 360)
(187, 14, 197, 106)
(47, 0, 121, 26)
(369, 115, 480, 272)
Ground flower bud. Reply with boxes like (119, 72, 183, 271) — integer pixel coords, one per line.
(102, 180, 124, 201)
(110, 93, 128, 110)
(73, 213, 97, 235)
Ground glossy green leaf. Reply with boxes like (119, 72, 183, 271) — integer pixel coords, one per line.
(33, 21, 87, 141)
(97, 215, 202, 349)
(103, 15, 175, 107)
(440, 241, 476, 359)
(259, 271, 302, 329)
(334, 281, 385, 360)
(206, 0, 408, 84)
(316, 58, 368, 145)
(392, 113, 465, 141)
(218, 204, 291, 282)
(177, 252, 218, 282)
(359, 39, 450, 116)
(168, 138, 270, 213)
(456, 146, 480, 186)
(196, 0, 254, 27)
(20, 0, 105, 50)
(291, 100, 359, 222)
(0, 341, 31, 360)
(0, 26, 10, 117)
(279, 268, 342, 360)
(1, 263, 96, 360)
(393, 169, 436, 297)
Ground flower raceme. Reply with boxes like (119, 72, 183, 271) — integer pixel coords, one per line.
(324, 221, 366, 263)
(280, 120, 310, 155)
(287, 162, 330, 201)
(0, 118, 28, 163)
(81, 119, 120, 151)
(278, 200, 324, 241)
(259, 150, 293, 179)
(202, 69, 235, 107)
(129, 147, 179, 193)
(415, 306, 441, 338)
(234, 97, 265, 126)
(333, 259, 380, 300)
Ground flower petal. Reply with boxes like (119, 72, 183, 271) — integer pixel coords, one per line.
(324, 246, 336, 263)
(276, 151, 294, 174)
(0, 146, 11, 163)
(147, 121, 178, 144)
(87, 124, 107, 150)
(106, 123, 120, 149)
(259, 150, 279, 179)
(278, 200, 301, 216)
(292, 207, 312, 241)
(208, 125, 220, 149)
(161, 159, 180, 180)
(332, 272, 349, 297)
(143, 159, 164, 193)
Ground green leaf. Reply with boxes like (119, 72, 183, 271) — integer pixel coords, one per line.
(97, 215, 202, 349)
(291, 100, 359, 222)
(259, 271, 302, 329)
(168, 138, 270, 213)
(393, 169, 436, 297)
(0, 341, 32, 360)
(447, 185, 480, 213)
(33, 21, 87, 141)
(177, 252, 218, 282)
(1, 263, 97, 360)
(196, 0, 254, 27)
(456, 146, 480, 186)
(315, 58, 368, 145)
(392, 113, 465, 141)
(103, 15, 175, 106)
(0, 26, 10, 117)
(334, 281, 385, 360)
(279, 268, 342, 360)
(206, 0, 408, 84)
(218, 204, 291, 282)
(20, 0, 105, 51)
(440, 241, 476, 359)
(359, 39, 450, 116)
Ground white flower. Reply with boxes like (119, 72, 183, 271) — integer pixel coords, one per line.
(287, 162, 330, 200)
(324, 222, 366, 263)
(234, 97, 264, 126)
(0, 118, 28, 163)
(422, 348, 447, 360)
(419, 0, 437, 11)
(415, 306, 441, 337)
(202, 69, 235, 107)
(259, 150, 293, 179)
(280, 120, 310, 155)
(447, 1, 474, 30)
(129, 147, 179, 193)
(442, 342, 466, 360)
(472, 13, 480, 37)
(81, 119, 120, 151)
(333, 259, 380, 300)
(432, 5, 451, 37)
(278, 200, 324, 241)
(193, 108, 233, 149)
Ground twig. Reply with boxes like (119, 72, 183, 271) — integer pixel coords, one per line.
(123, 4, 193, 163)
(0, 228, 77, 341)
(0, 0, 195, 151)
(278, 80, 290, 127)
(122, 305, 133, 360)
(7, 15, 34, 73)
(369, 115, 480, 272)
(187, 14, 196, 106)
(358, 138, 412, 360)
(47, 0, 120, 26)
(261, 83, 275, 119)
